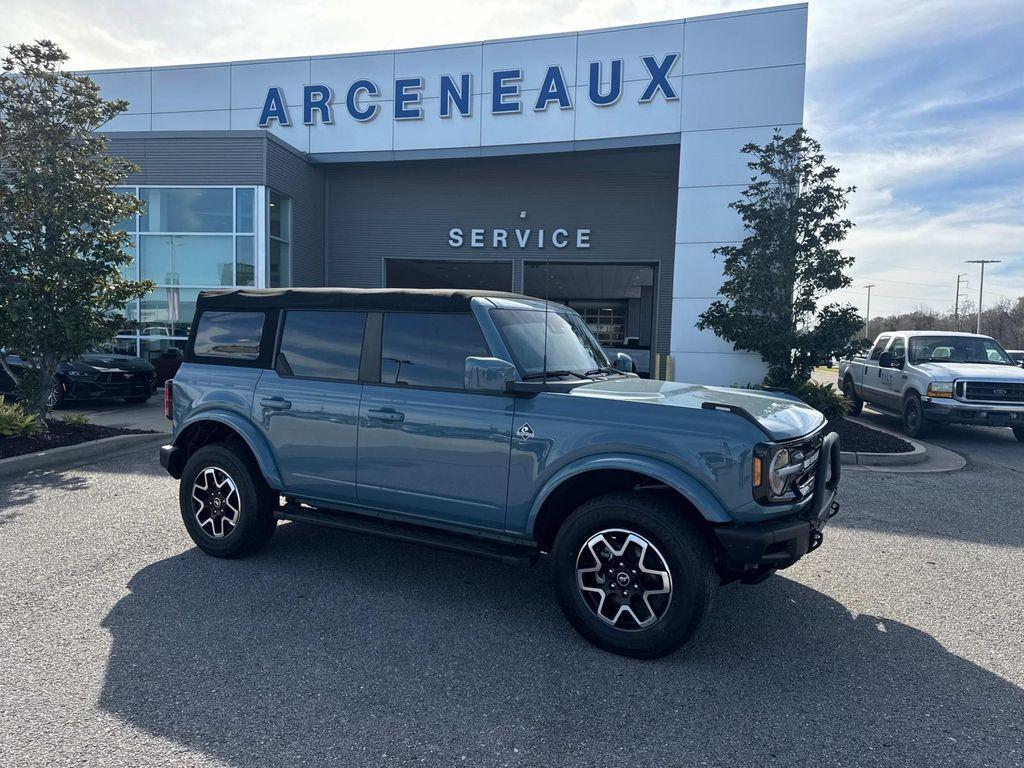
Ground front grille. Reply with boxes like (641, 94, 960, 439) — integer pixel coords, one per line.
(789, 431, 823, 499)
(97, 371, 148, 384)
(960, 380, 1024, 403)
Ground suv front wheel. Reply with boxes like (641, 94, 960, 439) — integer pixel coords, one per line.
(551, 492, 717, 659)
(179, 443, 278, 557)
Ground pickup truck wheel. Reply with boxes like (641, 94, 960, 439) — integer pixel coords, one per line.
(551, 492, 716, 659)
(902, 394, 931, 438)
(1012, 426, 1024, 442)
(179, 444, 277, 558)
(841, 377, 863, 416)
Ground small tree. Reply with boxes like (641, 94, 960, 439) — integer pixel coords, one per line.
(697, 128, 864, 389)
(0, 41, 152, 420)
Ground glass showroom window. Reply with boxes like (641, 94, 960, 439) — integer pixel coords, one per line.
(115, 186, 259, 365)
(268, 191, 292, 288)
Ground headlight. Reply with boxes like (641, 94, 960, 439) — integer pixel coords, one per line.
(753, 444, 806, 502)
(768, 448, 791, 496)
(926, 382, 954, 398)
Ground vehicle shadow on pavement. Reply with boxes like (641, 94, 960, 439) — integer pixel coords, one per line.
(99, 522, 1023, 767)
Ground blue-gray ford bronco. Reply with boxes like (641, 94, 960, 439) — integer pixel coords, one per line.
(160, 288, 841, 658)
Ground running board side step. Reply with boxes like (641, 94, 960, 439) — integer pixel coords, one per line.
(276, 504, 539, 567)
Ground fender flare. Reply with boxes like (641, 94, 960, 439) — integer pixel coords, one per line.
(526, 453, 733, 533)
(174, 410, 284, 490)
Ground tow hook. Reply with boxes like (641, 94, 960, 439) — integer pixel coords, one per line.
(827, 500, 840, 519)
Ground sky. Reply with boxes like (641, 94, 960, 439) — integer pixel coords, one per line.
(4, 0, 1024, 320)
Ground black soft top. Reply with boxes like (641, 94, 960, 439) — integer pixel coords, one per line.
(196, 288, 531, 313)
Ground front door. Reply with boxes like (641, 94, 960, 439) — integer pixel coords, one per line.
(253, 310, 366, 505)
(356, 311, 515, 531)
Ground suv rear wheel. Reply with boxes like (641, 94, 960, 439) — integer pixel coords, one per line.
(551, 492, 717, 659)
(179, 443, 278, 557)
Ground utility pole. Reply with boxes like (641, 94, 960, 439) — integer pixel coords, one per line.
(965, 260, 1001, 334)
(953, 273, 968, 331)
(863, 284, 876, 340)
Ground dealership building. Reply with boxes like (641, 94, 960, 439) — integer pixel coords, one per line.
(91, 2, 807, 384)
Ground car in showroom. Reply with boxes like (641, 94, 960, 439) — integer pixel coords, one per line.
(839, 331, 1024, 440)
(0, 347, 157, 408)
(159, 288, 842, 659)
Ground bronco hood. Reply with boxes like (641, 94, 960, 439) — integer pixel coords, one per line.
(568, 377, 825, 441)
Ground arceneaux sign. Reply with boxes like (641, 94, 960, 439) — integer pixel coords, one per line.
(258, 54, 679, 128)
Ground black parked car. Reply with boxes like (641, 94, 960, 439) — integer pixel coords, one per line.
(0, 349, 157, 408)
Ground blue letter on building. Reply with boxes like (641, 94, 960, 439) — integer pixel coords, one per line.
(440, 74, 472, 118)
(394, 77, 424, 120)
(588, 60, 623, 106)
(639, 54, 679, 102)
(303, 84, 333, 125)
(491, 69, 522, 114)
(258, 87, 291, 127)
(346, 79, 381, 122)
(534, 66, 571, 111)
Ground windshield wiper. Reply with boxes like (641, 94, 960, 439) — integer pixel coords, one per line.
(522, 370, 591, 381)
(585, 365, 625, 377)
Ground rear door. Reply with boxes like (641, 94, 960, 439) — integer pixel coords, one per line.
(356, 311, 515, 531)
(252, 310, 366, 505)
(861, 334, 892, 405)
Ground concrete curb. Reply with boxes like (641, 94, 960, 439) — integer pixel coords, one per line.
(840, 440, 927, 467)
(0, 432, 165, 480)
(839, 416, 966, 473)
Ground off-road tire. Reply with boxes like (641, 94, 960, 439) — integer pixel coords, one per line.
(841, 376, 863, 416)
(179, 443, 278, 558)
(902, 393, 931, 439)
(551, 491, 717, 659)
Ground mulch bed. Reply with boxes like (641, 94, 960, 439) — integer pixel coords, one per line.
(0, 420, 155, 460)
(826, 416, 914, 454)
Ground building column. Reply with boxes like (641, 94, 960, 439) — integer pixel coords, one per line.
(668, 5, 808, 385)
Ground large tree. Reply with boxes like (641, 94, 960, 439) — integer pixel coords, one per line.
(0, 41, 152, 419)
(697, 128, 864, 388)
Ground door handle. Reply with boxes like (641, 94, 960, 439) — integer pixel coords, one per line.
(367, 408, 404, 423)
(260, 396, 291, 410)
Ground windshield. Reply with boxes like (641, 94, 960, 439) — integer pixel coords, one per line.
(490, 308, 609, 378)
(908, 335, 1015, 365)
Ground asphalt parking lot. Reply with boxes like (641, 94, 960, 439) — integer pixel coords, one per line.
(1, 432, 1022, 767)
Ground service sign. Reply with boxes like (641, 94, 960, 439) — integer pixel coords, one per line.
(257, 54, 680, 128)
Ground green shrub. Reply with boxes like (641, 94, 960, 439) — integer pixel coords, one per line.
(793, 380, 850, 420)
(61, 413, 91, 427)
(0, 396, 43, 437)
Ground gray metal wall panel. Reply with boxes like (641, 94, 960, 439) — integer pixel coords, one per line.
(324, 146, 679, 353)
(106, 135, 266, 185)
(265, 140, 326, 288)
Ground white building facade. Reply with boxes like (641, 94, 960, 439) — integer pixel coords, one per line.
(91, 3, 807, 384)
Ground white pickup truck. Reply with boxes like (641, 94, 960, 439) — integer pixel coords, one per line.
(838, 331, 1024, 441)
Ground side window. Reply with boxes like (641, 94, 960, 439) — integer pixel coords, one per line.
(380, 313, 489, 389)
(890, 337, 906, 364)
(194, 311, 265, 360)
(869, 335, 892, 361)
(279, 311, 365, 381)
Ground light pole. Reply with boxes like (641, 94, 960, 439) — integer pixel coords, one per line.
(953, 273, 968, 331)
(965, 260, 1001, 334)
(863, 284, 876, 339)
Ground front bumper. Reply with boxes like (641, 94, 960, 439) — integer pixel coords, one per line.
(62, 374, 156, 402)
(714, 431, 841, 581)
(922, 398, 1024, 428)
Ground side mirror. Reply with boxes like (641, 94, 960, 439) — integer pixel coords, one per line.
(465, 357, 518, 393)
(613, 352, 636, 374)
(878, 351, 893, 368)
